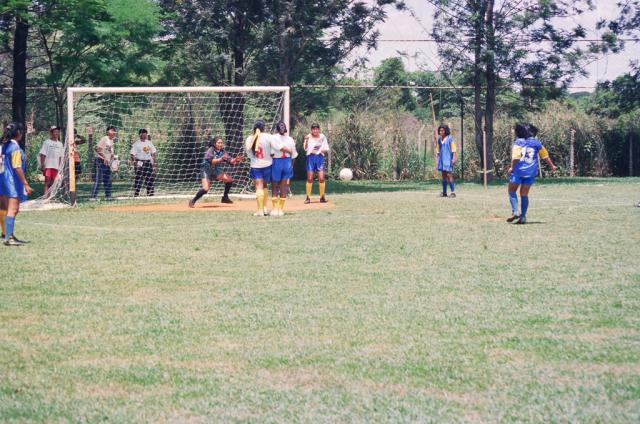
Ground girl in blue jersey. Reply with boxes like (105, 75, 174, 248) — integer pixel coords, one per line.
(436, 125, 457, 197)
(0, 123, 34, 246)
(507, 124, 557, 224)
(189, 136, 243, 208)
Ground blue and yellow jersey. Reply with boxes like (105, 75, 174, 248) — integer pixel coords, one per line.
(435, 136, 457, 155)
(511, 137, 549, 179)
(0, 140, 27, 201)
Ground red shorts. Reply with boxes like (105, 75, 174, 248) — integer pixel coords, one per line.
(43, 168, 59, 180)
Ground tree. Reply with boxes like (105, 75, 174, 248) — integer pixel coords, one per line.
(430, 0, 595, 179)
(32, 0, 160, 127)
(373, 57, 416, 111)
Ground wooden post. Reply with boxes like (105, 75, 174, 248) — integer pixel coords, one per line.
(67, 89, 76, 205)
(630, 132, 634, 177)
(570, 129, 575, 177)
(429, 92, 438, 160)
(483, 129, 488, 189)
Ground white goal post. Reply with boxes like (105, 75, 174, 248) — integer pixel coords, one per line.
(55, 86, 290, 206)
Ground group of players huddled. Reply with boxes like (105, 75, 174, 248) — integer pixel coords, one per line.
(188, 120, 329, 217)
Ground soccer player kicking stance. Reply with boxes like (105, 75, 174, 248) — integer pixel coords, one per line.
(436, 125, 457, 197)
(0, 123, 34, 246)
(304, 123, 330, 204)
(245, 120, 276, 216)
(189, 136, 243, 207)
(270, 121, 298, 216)
(507, 123, 557, 224)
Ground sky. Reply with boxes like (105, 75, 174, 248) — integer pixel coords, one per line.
(356, 0, 639, 91)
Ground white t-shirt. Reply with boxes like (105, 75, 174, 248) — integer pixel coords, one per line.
(39, 139, 64, 170)
(245, 132, 277, 168)
(272, 134, 298, 159)
(304, 133, 329, 155)
(130, 139, 157, 161)
(95, 136, 115, 162)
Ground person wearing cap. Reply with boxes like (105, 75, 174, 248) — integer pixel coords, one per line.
(91, 126, 117, 200)
(130, 128, 157, 197)
(303, 122, 330, 203)
(72, 127, 91, 180)
(38, 126, 64, 193)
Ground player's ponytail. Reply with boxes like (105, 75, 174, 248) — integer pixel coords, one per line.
(251, 120, 266, 153)
(1, 122, 23, 144)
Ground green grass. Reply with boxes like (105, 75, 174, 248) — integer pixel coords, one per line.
(1, 179, 639, 422)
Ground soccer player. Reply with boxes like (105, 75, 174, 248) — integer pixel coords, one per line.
(270, 121, 298, 216)
(303, 123, 329, 203)
(130, 128, 157, 197)
(0, 123, 34, 246)
(436, 124, 457, 198)
(91, 126, 117, 201)
(245, 120, 276, 216)
(189, 136, 243, 207)
(507, 123, 557, 224)
(38, 125, 64, 193)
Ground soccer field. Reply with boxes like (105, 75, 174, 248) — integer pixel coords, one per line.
(1, 179, 639, 422)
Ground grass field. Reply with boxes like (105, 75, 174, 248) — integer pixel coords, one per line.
(1, 178, 639, 423)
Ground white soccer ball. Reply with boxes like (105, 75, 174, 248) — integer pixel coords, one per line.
(339, 167, 353, 181)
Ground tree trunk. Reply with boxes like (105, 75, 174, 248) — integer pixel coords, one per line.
(12, 15, 28, 150)
(472, 1, 487, 173)
(484, 0, 496, 182)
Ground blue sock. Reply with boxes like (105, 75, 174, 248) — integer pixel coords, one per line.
(442, 180, 447, 195)
(5, 216, 15, 240)
(521, 196, 529, 218)
(449, 181, 455, 192)
(509, 192, 518, 215)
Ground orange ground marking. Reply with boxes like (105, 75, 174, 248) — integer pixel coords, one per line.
(102, 197, 335, 213)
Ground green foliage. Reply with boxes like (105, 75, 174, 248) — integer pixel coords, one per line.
(373, 58, 416, 111)
(330, 112, 382, 179)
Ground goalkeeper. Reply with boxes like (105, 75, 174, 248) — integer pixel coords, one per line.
(189, 136, 243, 207)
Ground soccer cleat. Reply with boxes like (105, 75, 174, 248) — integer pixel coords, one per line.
(221, 196, 233, 204)
(270, 209, 280, 217)
(449, 192, 456, 198)
(516, 216, 527, 225)
(4, 236, 24, 246)
(439, 192, 447, 197)
(319, 196, 327, 203)
(188, 199, 196, 208)
(253, 210, 265, 217)
(304, 197, 311, 204)
(506, 214, 520, 223)
(11, 235, 29, 244)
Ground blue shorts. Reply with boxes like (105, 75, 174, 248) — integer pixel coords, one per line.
(250, 166, 272, 181)
(306, 154, 325, 172)
(0, 170, 27, 202)
(271, 157, 293, 181)
(509, 174, 535, 185)
(200, 163, 221, 181)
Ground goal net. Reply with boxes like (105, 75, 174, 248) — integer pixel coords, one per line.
(32, 86, 289, 207)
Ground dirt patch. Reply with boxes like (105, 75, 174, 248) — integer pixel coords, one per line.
(102, 197, 335, 213)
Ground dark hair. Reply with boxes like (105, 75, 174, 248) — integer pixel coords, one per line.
(310, 123, 320, 129)
(276, 121, 287, 134)
(253, 120, 265, 133)
(437, 125, 451, 137)
(138, 128, 148, 135)
(514, 123, 529, 139)
(2, 122, 24, 144)
(527, 123, 538, 137)
(106, 125, 117, 132)
(208, 136, 223, 148)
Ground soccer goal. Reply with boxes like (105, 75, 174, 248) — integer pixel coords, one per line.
(33, 86, 289, 207)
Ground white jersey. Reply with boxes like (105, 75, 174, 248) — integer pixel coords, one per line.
(39, 139, 64, 170)
(272, 134, 298, 159)
(245, 132, 277, 168)
(304, 133, 329, 155)
(130, 139, 157, 161)
(95, 136, 115, 162)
